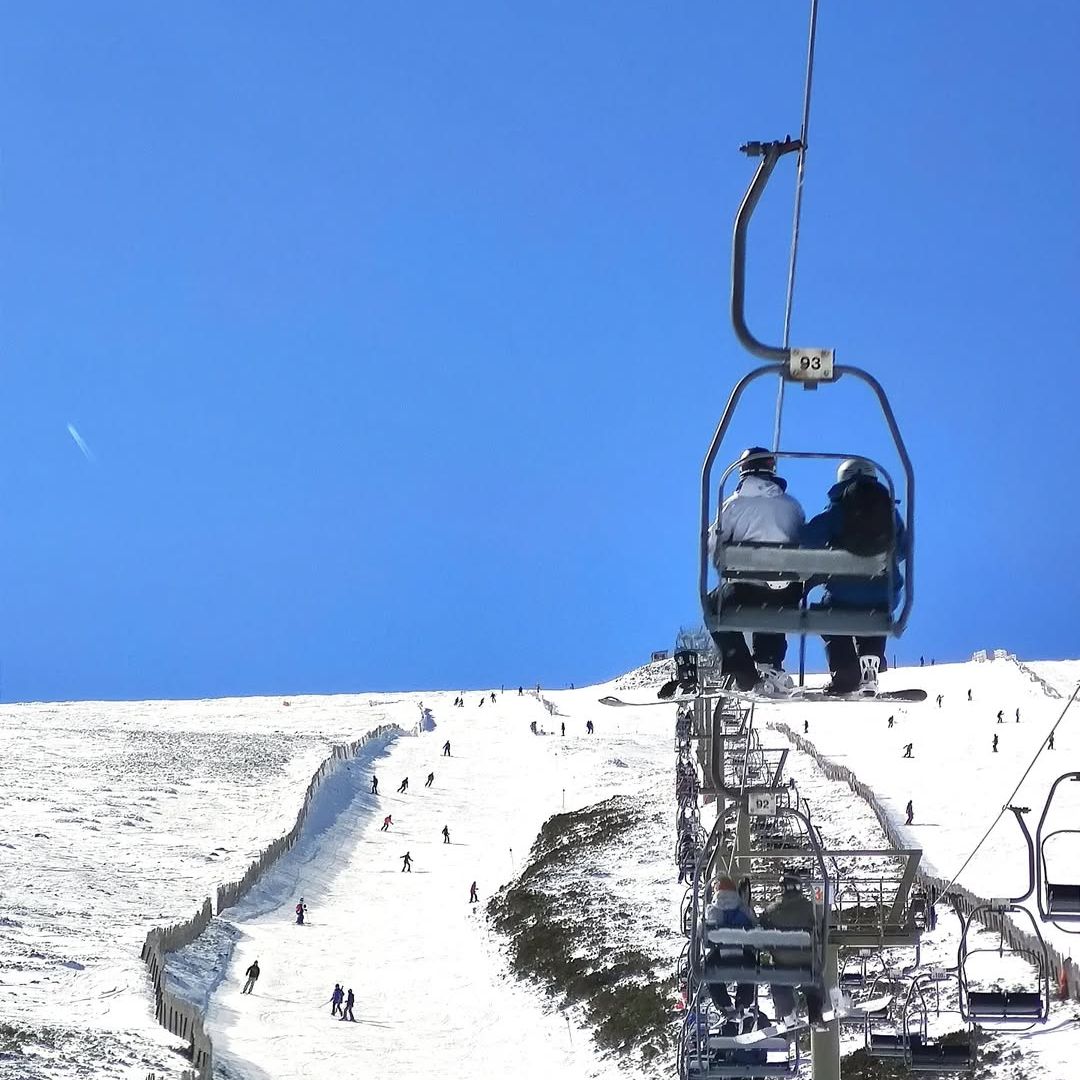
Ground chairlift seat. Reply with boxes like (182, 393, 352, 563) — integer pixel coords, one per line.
(1047, 882, 1080, 914)
(907, 1043, 973, 1072)
(706, 928, 813, 948)
(868, 1032, 918, 1058)
(717, 542, 889, 582)
(966, 990, 1045, 1020)
(703, 961, 814, 987)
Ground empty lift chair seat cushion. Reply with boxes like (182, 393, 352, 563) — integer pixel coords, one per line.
(868, 1032, 920, 1059)
(906, 1040, 974, 1072)
(965, 990, 1046, 1021)
(1048, 882, 1080, 914)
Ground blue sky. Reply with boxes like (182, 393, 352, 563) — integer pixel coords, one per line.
(1, 3, 1078, 701)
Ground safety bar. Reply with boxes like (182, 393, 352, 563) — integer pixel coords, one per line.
(732, 138, 803, 363)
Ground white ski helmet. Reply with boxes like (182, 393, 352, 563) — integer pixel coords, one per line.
(836, 458, 876, 484)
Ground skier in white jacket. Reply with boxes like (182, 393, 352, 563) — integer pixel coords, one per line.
(708, 448, 805, 692)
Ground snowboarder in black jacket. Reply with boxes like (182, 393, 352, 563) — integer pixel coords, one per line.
(242, 960, 260, 994)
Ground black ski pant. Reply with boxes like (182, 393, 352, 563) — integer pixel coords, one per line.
(823, 634, 886, 690)
(711, 583, 802, 689)
(705, 946, 756, 1012)
(341, 1003, 354, 1021)
(770, 983, 823, 1024)
(332, 1001, 342, 1016)
(242, 977, 257, 994)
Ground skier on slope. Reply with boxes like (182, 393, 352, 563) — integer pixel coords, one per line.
(997, 710, 1004, 724)
(470, 881, 479, 904)
(370, 775, 379, 795)
(401, 852, 413, 873)
(242, 960, 260, 994)
(993, 734, 999, 753)
(397, 777, 409, 793)
(490, 692, 496, 704)
(381, 815, 392, 831)
(905, 800, 914, 825)
(340, 988, 355, 1021)
(442, 740, 451, 757)
(800, 459, 906, 695)
(586, 720, 594, 735)
(707, 448, 805, 694)
(331, 984, 344, 1016)
(295, 898, 307, 925)
(442, 825, 451, 844)
(425, 772, 434, 788)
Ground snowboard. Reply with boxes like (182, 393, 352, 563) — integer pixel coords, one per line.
(600, 687, 925, 708)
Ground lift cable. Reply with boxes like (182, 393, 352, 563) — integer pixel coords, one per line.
(772, 0, 821, 452)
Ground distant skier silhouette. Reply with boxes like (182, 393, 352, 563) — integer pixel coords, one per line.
(905, 800, 914, 825)
(381, 815, 392, 832)
(340, 988, 355, 1021)
(903, 743, 913, 759)
(401, 852, 413, 873)
(469, 881, 479, 904)
(425, 772, 434, 788)
(586, 720, 594, 735)
(992, 734, 999, 753)
(370, 775, 379, 795)
(443, 740, 451, 757)
(442, 825, 450, 844)
(242, 960, 260, 994)
(397, 777, 409, 793)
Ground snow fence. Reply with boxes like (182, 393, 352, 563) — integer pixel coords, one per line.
(140, 722, 403, 1079)
(771, 722, 1080, 1003)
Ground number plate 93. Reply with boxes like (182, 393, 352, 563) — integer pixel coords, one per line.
(788, 348, 835, 382)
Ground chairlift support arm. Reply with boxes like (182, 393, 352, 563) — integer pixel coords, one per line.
(732, 138, 803, 364)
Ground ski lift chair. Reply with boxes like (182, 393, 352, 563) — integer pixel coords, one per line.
(700, 810, 830, 995)
(702, 450, 909, 638)
(1036, 774, 1080, 925)
(700, 137, 915, 642)
(893, 972, 975, 1073)
(681, 1008, 800, 1080)
(957, 903, 1050, 1028)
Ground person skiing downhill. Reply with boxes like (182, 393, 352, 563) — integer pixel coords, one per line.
(469, 881, 479, 904)
(340, 988, 355, 1021)
(801, 458, 906, 695)
(490, 692, 496, 704)
(401, 852, 413, 873)
(381, 815, 392, 832)
(993, 734, 999, 753)
(903, 743, 913, 758)
(442, 740, 451, 757)
(997, 710, 1004, 724)
(905, 800, 914, 825)
(242, 960, 260, 994)
(442, 825, 450, 844)
(586, 720, 594, 735)
(708, 447, 805, 693)
(560, 722, 565, 736)
(370, 775, 379, 795)
(425, 771, 434, 787)
(331, 984, 344, 1016)
(397, 777, 409, 793)
(295, 899, 307, 925)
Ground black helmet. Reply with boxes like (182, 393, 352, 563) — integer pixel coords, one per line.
(738, 446, 776, 475)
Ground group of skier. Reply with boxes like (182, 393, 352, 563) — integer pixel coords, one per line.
(451, 692, 498, 708)
(710, 448, 905, 697)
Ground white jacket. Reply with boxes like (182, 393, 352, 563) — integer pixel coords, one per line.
(709, 474, 805, 570)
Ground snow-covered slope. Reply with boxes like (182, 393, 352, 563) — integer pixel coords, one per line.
(2, 654, 1078, 1079)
